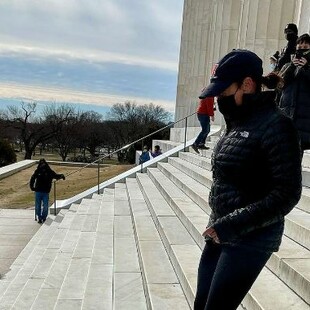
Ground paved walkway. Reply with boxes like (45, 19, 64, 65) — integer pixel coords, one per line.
(0, 209, 39, 277)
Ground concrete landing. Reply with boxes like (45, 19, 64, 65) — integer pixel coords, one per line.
(0, 209, 39, 277)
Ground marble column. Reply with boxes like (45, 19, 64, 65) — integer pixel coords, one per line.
(174, 0, 308, 137)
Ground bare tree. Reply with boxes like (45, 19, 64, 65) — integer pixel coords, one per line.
(2, 102, 73, 159)
(49, 105, 78, 161)
(77, 111, 105, 159)
(106, 101, 171, 163)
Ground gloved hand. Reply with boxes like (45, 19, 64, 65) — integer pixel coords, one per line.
(61, 174, 66, 180)
(30, 187, 35, 191)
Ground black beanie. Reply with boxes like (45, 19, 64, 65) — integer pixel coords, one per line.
(285, 23, 298, 35)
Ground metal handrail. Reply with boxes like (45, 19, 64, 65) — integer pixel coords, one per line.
(53, 110, 197, 215)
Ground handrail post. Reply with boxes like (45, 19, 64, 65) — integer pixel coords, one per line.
(97, 159, 100, 194)
(184, 116, 188, 152)
(54, 180, 57, 216)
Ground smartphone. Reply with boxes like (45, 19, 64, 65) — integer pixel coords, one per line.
(295, 50, 303, 59)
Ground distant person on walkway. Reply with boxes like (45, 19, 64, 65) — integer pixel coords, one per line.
(151, 145, 162, 158)
(275, 23, 298, 72)
(30, 159, 65, 224)
(279, 33, 310, 156)
(191, 97, 215, 154)
(195, 49, 301, 310)
(139, 146, 151, 164)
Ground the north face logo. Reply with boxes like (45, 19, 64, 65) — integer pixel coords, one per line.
(240, 131, 249, 138)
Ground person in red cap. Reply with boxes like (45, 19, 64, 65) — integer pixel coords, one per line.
(191, 96, 215, 154)
(195, 49, 301, 310)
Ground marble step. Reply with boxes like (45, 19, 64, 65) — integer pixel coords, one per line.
(0, 210, 68, 309)
(159, 159, 310, 251)
(135, 173, 199, 307)
(299, 187, 310, 213)
(31, 188, 112, 310)
(113, 182, 148, 310)
(168, 157, 212, 187)
(302, 168, 310, 188)
(126, 178, 191, 310)
(179, 151, 212, 171)
(157, 161, 211, 214)
(147, 168, 310, 306)
(0, 212, 60, 293)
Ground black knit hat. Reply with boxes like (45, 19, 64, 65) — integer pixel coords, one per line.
(284, 23, 298, 35)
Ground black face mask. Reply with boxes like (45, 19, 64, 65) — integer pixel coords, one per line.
(217, 94, 238, 120)
(285, 32, 297, 41)
(217, 93, 256, 120)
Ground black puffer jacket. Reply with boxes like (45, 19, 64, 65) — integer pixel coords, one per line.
(279, 63, 310, 149)
(209, 92, 302, 252)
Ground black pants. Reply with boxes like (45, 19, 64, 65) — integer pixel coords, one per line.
(194, 241, 272, 310)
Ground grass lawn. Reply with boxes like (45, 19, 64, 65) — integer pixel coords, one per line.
(0, 163, 134, 209)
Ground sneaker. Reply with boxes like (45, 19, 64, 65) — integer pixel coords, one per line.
(191, 144, 200, 154)
(38, 219, 42, 224)
(198, 145, 210, 150)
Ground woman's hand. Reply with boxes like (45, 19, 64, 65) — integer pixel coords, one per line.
(292, 56, 308, 67)
(202, 226, 220, 243)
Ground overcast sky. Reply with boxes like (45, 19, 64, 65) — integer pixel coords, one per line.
(0, 0, 184, 114)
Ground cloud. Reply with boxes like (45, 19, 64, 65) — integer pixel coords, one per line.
(0, 43, 178, 71)
(0, 0, 183, 69)
(0, 82, 176, 113)
(0, 1, 182, 116)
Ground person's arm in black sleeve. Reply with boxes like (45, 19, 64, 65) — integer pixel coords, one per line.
(30, 173, 36, 191)
(212, 117, 302, 242)
(276, 40, 296, 71)
(51, 170, 65, 180)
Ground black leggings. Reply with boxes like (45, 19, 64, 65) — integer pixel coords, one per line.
(194, 241, 272, 310)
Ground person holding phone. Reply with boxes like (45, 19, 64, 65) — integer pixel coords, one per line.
(279, 33, 310, 155)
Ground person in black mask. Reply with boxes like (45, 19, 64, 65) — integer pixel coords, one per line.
(194, 49, 302, 310)
(275, 23, 298, 72)
(279, 33, 310, 156)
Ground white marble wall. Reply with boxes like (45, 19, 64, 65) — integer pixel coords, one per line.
(175, 0, 310, 129)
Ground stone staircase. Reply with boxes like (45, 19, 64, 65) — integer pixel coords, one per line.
(0, 138, 309, 310)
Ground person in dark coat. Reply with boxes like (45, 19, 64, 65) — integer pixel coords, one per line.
(279, 33, 310, 154)
(151, 145, 162, 158)
(30, 159, 65, 223)
(196, 49, 302, 310)
(275, 23, 298, 72)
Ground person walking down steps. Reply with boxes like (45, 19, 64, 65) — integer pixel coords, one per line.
(195, 49, 302, 310)
(30, 159, 65, 224)
(191, 96, 215, 154)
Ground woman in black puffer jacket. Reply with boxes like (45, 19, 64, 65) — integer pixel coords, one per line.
(279, 33, 310, 152)
(194, 50, 302, 310)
